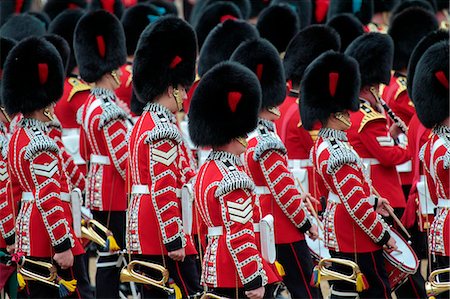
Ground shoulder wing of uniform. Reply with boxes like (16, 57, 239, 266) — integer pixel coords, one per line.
(358, 103, 386, 133)
(0, 134, 8, 159)
(253, 133, 286, 161)
(99, 100, 129, 128)
(215, 161, 255, 197)
(394, 76, 407, 101)
(67, 77, 91, 102)
(25, 128, 59, 160)
(326, 139, 360, 174)
(145, 111, 182, 144)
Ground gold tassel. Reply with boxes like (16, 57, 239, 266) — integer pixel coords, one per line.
(275, 261, 285, 277)
(356, 271, 369, 292)
(17, 272, 26, 290)
(169, 281, 182, 299)
(106, 235, 120, 252)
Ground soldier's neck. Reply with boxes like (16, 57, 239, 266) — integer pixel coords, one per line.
(24, 109, 50, 123)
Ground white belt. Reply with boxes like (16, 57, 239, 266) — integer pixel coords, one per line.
(61, 128, 80, 136)
(21, 192, 71, 203)
(131, 184, 181, 198)
(288, 159, 313, 168)
(362, 158, 380, 166)
(90, 154, 110, 165)
(60, 192, 71, 203)
(207, 224, 260, 236)
(254, 186, 270, 195)
(437, 199, 450, 208)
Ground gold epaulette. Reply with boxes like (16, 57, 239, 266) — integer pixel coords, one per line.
(394, 76, 407, 100)
(125, 65, 133, 88)
(358, 103, 385, 133)
(67, 77, 91, 102)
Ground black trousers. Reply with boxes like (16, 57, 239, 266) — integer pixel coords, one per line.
(132, 254, 202, 299)
(92, 210, 126, 299)
(329, 250, 392, 299)
(73, 253, 94, 299)
(276, 240, 320, 299)
(431, 255, 450, 299)
(211, 283, 278, 299)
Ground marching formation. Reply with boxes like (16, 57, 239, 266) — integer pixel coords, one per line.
(0, 0, 448, 299)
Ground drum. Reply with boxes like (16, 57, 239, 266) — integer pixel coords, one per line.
(383, 229, 419, 291)
(305, 217, 330, 263)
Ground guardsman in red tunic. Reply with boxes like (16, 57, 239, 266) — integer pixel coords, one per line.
(302, 51, 395, 299)
(127, 17, 202, 298)
(189, 61, 279, 299)
(413, 41, 449, 299)
(233, 39, 319, 298)
(275, 25, 340, 203)
(3, 37, 76, 298)
(74, 10, 129, 298)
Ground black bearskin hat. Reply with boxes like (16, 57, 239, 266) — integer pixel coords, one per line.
(74, 10, 126, 83)
(374, 0, 400, 12)
(43, 34, 71, 74)
(0, 14, 46, 41)
(413, 41, 449, 128)
(89, 0, 124, 18)
(407, 29, 448, 97)
(388, 7, 438, 71)
(195, 2, 242, 49)
(48, 9, 84, 75)
(27, 12, 51, 30)
(131, 91, 146, 116)
(121, 4, 162, 56)
(250, 0, 272, 18)
(0, 0, 31, 26)
(198, 19, 259, 77)
(43, 0, 87, 20)
(0, 37, 17, 106)
(189, 61, 261, 147)
(327, 13, 364, 52)
(2, 37, 64, 115)
(436, 0, 449, 10)
(391, 0, 435, 17)
(300, 51, 360, 130)
(284, 25, 341, 84)
(345, 32, 394, 87)
(190, 0, 250, 26)
(231, 38, 286, 109)
(256, 4, 300, 53)
(148, 0, 179, 16)
(327, 0, 374, 25)
(271, 0, 312, 28)
(133, 16, 197, 103)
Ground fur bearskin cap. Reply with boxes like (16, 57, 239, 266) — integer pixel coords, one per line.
(0, 0, 31, 26)
(43, 34, 71, 74)
(374, 0, 400, 12)
(327, 13, 364, 52)
(271, 0, 312, 28)
(195, 2, 243, 49)
(43, 0, 87, 20)
(189, 61, 261, 147)
(256, 4, 300, 53)
(74, 10, 126, 83)
(133, 16, 197, 103)
(436, 0, 449, 10)
(345, 32, 394, 86)
(198, 19, 259, 77)
(284, 25, 341, 84)
(300, 51, 360, 130)
(231, 38, 286, 109)
(391, 0, 435, 17)
(388, 7, 438, 71)
(0, 14, 46, 41)
(89, 0, 124, 18)
(0, 37, 16, 71)
(121, 4, 162, 56)
(148, 0, 179, 16)
(413, 41, 449, 128)
(27, 12, 51, 30)
(250, 0, 272, 18)
(407, 29, 448, 97)
(2, 37, 64, 115)
(48, 9, 84, 75)
(327, 0, 374, 25)
(190, 0, 250, 27)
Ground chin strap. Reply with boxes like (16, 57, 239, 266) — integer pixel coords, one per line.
(334, 112, 351, 128)
(43, 108, 55, 121)
(173, 88, 184, 112)
(110, 70, 121, 86)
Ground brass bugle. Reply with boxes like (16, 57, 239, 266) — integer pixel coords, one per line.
(426, 268, 450, 298)
(317, 258, 362, 285)
(81, 218, 111, 248)
(120, 260, 174, 294)
(18, 257, 59, 288)
(200, 292, 225, 299)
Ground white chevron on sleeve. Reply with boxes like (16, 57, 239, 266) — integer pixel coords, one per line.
(0, 166, 7, 181)
(376, 136, 394, 147)
(227, 198, 253, 224)
(33, 160, 58, 178)
(152, 147, 177, 166)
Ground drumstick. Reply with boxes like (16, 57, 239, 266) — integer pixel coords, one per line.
(371, 188, 412, 239)
(295, 178, 324, 232)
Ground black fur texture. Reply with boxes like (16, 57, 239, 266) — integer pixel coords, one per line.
(89, 0, 124, 18)
(43, 0, 87, 20)
(0, 0, 32, 26)
(271, 0, 312, 28)
(43, 34, 71, 74)
(327, 13, 364, 52)
(0, 14, 46, 41)
(327, 0, 374, 25)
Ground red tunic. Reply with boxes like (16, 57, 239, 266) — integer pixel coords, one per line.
(194, 150, 278, 289)
(311, 128, 391, 253)
(115, 62, 134, 116)
(79, 87, 129, 211)
(0, 122, 14, 248)
(347, 100, 409, 208)
(8, 118, 74, 257)
(244, 119, 312, 244)
(54, 75, 91, 129)
(126, 103, 197, 255)
(421, 125, 450, 256)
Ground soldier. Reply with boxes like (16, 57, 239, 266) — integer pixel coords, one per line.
(3, 36, 75, 298)
(233, 38, 319, 299)
(414, 41, 449, 299)
(189, 61, 279, 299)
(74, 10, 129, 298)
(302, 51, 396, 299)
(128, 16, 202, 298)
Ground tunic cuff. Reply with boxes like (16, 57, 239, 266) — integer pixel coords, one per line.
(164, 236, 183, 252)
(53, 238, 72, 253)
(298, 219, 312, 233)
(375, 230, 391, 246)
(243, 275, 263, 291)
